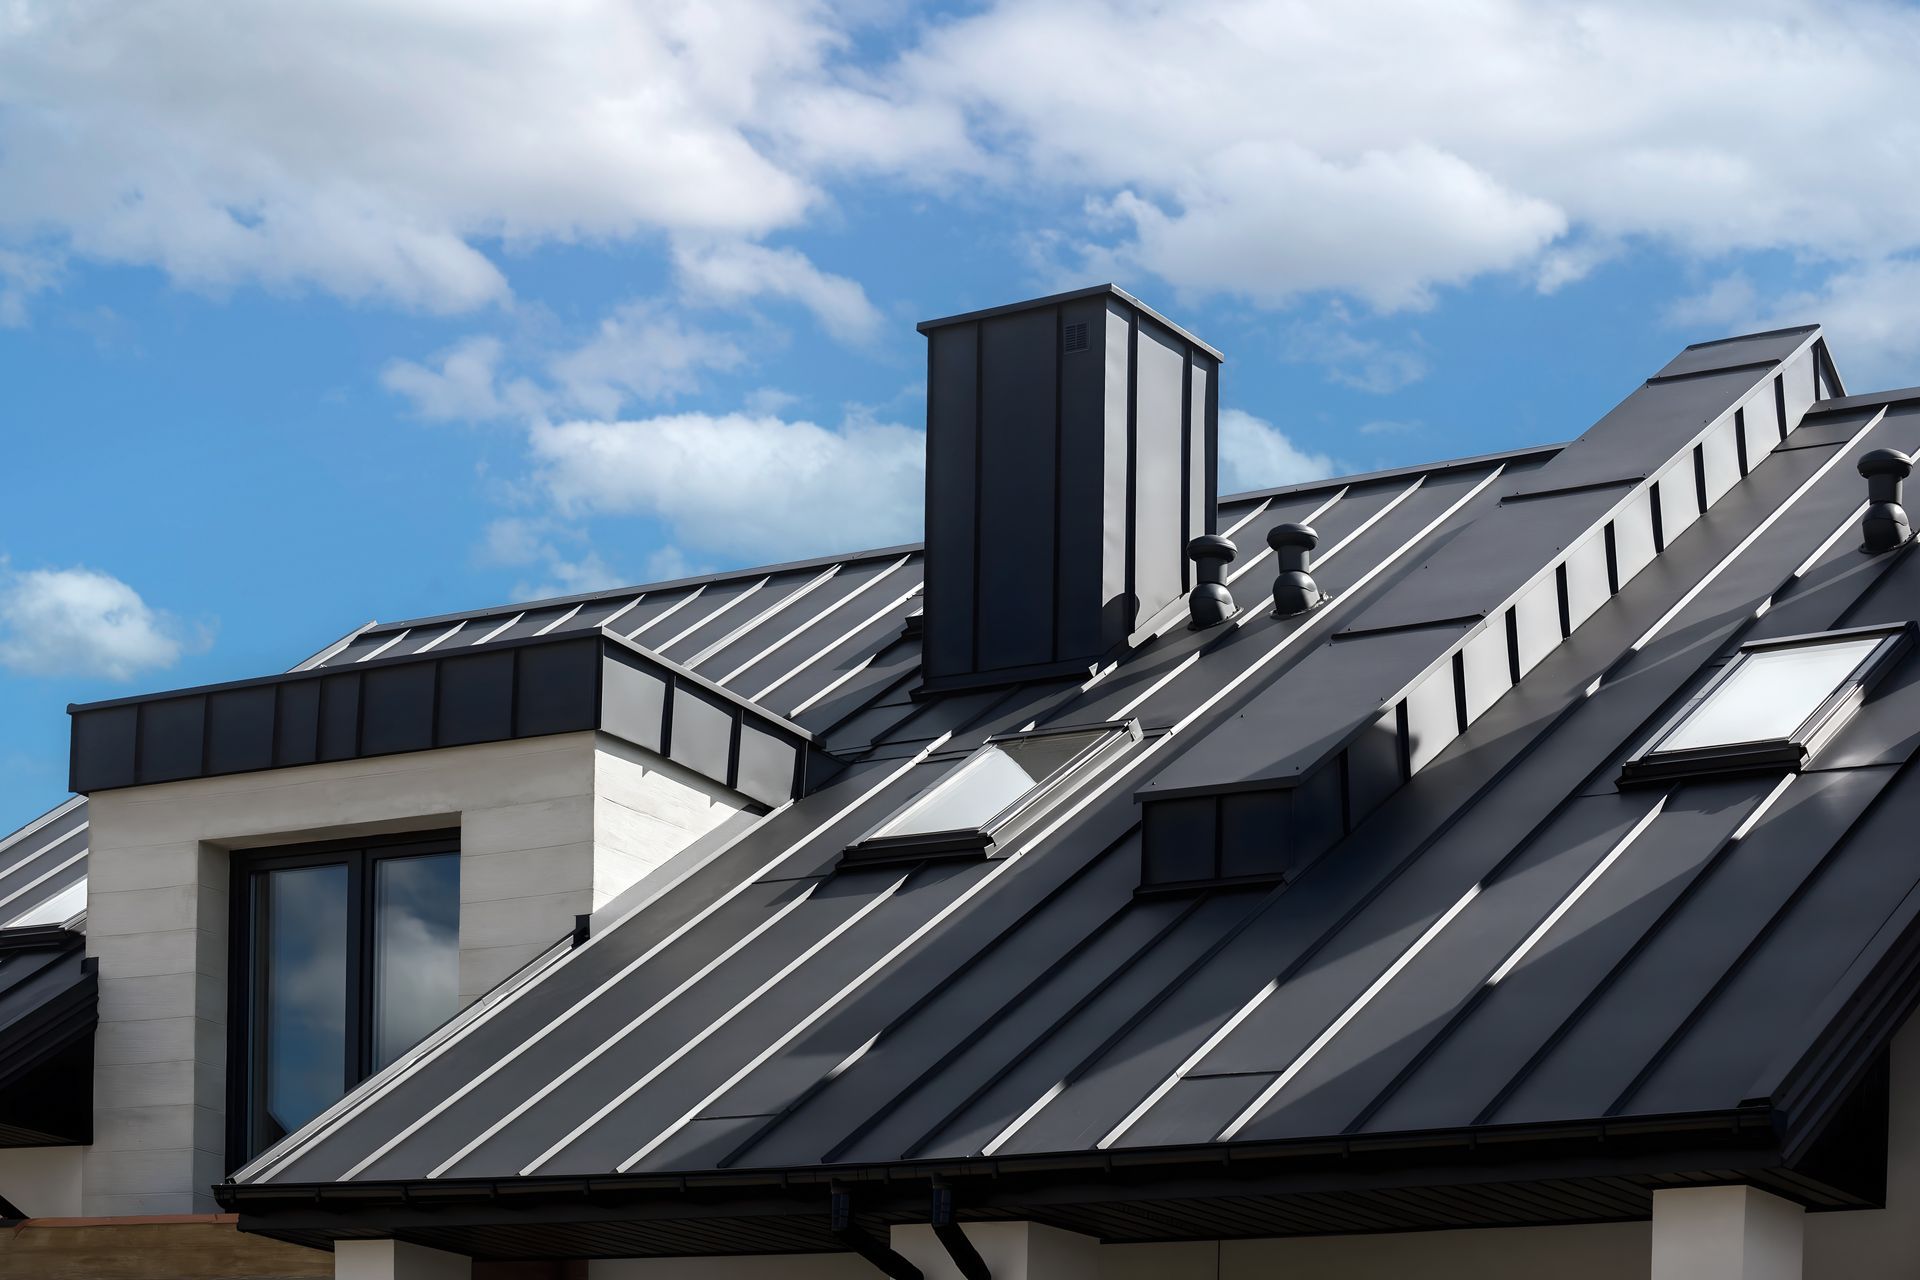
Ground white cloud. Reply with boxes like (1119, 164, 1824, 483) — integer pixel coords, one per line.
(544, 303, 747, 418)
(889, 0, 1920, 311)
(12, 0, 1920, 340)
(1218, 408, 1339, 495)
(1285, 309, 1431, 394)
(0, 0, 838, 310)
(674, 239, 884, 344)
(0, 249, 58, 327)
(476, 517, 628, 601)
(529, 411, 924, 560)
(0, 562, 190, 680)
(382, 336, 540, 422)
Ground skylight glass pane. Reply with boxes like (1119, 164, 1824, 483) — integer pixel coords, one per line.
(877, 731, 1107, 838)
(6, 878, 86, 928)
(1658, 637, 1880, 752)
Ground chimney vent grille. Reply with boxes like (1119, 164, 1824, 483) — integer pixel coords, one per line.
(1063, 322, 1089, 353)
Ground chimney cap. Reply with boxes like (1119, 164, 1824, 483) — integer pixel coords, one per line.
(1267, 522, 1319, 552)
(916, 283, 1225, 361)
(1188, 534, 1237, 564)
(1858, 448, 1914, 480)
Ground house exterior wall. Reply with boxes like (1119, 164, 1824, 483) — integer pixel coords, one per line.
(75, 730, 748, 1217)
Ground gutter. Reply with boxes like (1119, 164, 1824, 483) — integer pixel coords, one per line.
(217, 1106, 1781, 1216)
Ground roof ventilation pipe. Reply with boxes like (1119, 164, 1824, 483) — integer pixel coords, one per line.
(1187, 534, 1238, 627)
(1859, 448, 1914, 553)
(1268, 522, 1324, 616)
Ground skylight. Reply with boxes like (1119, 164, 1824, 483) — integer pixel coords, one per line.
(7, 878, 86, 929)
(1622, 625, 1910, 784)
(847, 726, 1127, 863)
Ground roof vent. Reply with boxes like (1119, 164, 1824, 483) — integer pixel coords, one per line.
(1187, 535, 1237, 627)
(1063, 321, 1089, 353)
(1268, 522, 1323, 617)
(1858, 448, 1913, 554)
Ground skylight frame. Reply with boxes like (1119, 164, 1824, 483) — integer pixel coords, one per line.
(843, 720, 1139, 865)
(1620, 622, 1913, 786)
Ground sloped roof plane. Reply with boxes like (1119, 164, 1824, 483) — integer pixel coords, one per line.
(197, 325, 1920, 1260)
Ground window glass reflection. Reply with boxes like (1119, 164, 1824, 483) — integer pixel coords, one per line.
(1658, 637, 1880, 751)
(372, 852, 460, 1069)
(259, 863, 348, 1141)
(876, 730, 1109, 838)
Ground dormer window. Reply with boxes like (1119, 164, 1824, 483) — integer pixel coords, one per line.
(845, 724, 1134, 864)
(1621, 624, 1911, 785)
(229, 831, 460, 1164)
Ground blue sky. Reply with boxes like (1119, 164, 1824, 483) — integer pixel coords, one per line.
(4, 0, 1920, 830)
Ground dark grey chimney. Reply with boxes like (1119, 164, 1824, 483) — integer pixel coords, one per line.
(918, 285, 1222, 690)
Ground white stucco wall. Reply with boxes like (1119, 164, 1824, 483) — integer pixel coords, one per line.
(80, 730, 749, 1216)
(0, 1145, 84, 1218)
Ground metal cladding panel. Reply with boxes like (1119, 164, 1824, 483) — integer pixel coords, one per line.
(1216, 789, 1288, 880)
(669, 573, 821, 669)
(1741, 401, 1781, 465)
(931, 890, 1269, 1159)
(734, 721, 798, 807)
(815, 889, 1193, 1166)
(695, 562, 866, 683)
(359, 664, 437, 757)
(274, 680, 320, 767)
(1700, 415, 1743, 505)
(1338, 485, 1622, 636)
(1191, 358, 1216, 537)
(1191, 789, 1659, 1087)
(667, 686, 734, 784)
(1403, 660, 1459, 775)
(317, 673, 360, 761)
(1142, 797, 1215, 884)
(1484, 768, 1892, 1130)
(554, 866, 976, 1175)
(1622, 770, 1920, 1119)
(698, 851, 1143, 1151)
(1511, 568, 1562, 678)
(434, 650, 516, 747)
(1655, 452, 1701, 545)
(1782, 406, 1880, 453)
(1781, 348, 1820, 430)
(69, 706, 135, 792)
(512, 639, 601, 737)
(0, 824, 85, 909)
(1612, 486, 1659, 587)
(1654, 329, 1815, 380)
(204, 686, 276, 777)
(349, 875, 835, 1182)
(1133, 318, 1190, 630)
(137, 697, 205, 784)
(1459, 620, 1510, 722)
(1053, 294, 1118, 662)
(1253, 781, 1753, 1142)
(600, 652, 668, 755)
(975, 308, 1060, 675)
(1508, 364, 1780, 499)
(1140, 624, 1465, 798)
(1562, 527, 1610, 632)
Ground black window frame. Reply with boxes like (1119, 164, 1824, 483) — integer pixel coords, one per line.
(841, 721, 1139, 867)
(225, 828, 459, 1171)
(1619, 622, 1913, 786)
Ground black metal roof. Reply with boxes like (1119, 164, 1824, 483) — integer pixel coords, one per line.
(0, 926, 95, 1146)
(207, 326, 1920, 1257)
